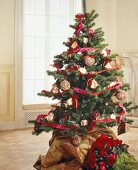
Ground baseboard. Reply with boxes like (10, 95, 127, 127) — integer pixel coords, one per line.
(0, 121, 15, 130)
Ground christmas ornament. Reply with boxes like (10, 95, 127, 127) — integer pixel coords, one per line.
(78, 67, 87, 74)
(81, 120, 88, 126)
(71, 41, 78, 49)
(51, 83, 59, 94)
(66, 98, 72, 105)
(46, 113, 54, 122)
(60, 80, 70, 91)
(115, 90, 126, 100)
(83, 37, 88, 44)
(84, 55, 95, 66)
(72, 135, 82, 146)
(104, 62, 112, 69)
(101, 48, 111, 57)
(108, 82, 117, 87)
(87, 79, 98, 89)
(110, 114, 116, 119)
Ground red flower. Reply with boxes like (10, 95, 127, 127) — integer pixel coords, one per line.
(107, 153, 117, 166)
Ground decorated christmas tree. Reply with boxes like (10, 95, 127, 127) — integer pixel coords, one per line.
(30, 1, 138, 170)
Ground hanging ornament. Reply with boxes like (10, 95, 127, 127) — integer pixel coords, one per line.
(104, 62, 112, 69)
(78, 67, 87, 74)
(115, 90, 126, 100)
(71, 41, 79, 49)
(110, 114, 116, 119)
(110, 59, 120, 70)
(72, 135, 82, 146)
(51, 83, 59, 94)
(46, 113, 54, 122)
(81, 120, 88, 126)
(84, 55, 95, 66)
(83, 37, 88, 44)
(60, 80, 70, 91)
(66, 98, 72, 106)
(87, 79, 98, 89)
(100, 48, 111, 57)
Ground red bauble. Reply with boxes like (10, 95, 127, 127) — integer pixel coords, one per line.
(72, 136, 82, 146)
(115, 90, 126, 100)
(84, 55, 95, 66)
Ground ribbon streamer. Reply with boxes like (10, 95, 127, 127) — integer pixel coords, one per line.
(74, 82, 122, 96)
(89, 118, 116, 130)
(117, 103, 126, 123)
(41, 122, 78, 130)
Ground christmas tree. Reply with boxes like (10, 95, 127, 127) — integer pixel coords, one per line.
(30, 1, 138, 170)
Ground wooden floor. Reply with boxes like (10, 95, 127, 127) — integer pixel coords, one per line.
(0, 127, 138, 170)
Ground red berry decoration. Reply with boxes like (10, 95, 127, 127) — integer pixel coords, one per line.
(115, 90, 126, 100)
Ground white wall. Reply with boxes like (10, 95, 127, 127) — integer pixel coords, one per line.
(86, 0, 117, 52)
(86, 0, 138, 54)
(116, 0, 138, 53)
(0, 0, 15, 65)
(0, 0, 15, 129)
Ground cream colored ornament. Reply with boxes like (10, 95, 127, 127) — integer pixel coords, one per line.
(60, 80, 70, 91)
(71, 41, 78, 49)
(46, 113, 54, 122)
(108, 82, 117, 87)
(66, 98, 72, 105)
(91, 79, 98, 89)
(101, 49, 107, 57)
(83, 37, 88, 44)
(81, 120, 88, 126)
(78, 67, 87, 74)
(110, 114, 116, 119)
(105, 62, 112, 69)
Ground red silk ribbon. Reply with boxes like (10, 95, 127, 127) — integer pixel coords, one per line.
(75, 22, 84, 36)
(117, 103, 126, 123)
(89, 118, 116, 130)
(41, 122, 78, 130)
(74, 82, 122, 96)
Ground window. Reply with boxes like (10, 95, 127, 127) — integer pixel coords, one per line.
(23, 0, 82, 104)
